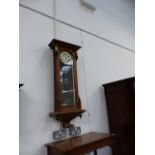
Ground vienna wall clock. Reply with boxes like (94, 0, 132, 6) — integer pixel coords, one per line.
(48, 39, 85, 128)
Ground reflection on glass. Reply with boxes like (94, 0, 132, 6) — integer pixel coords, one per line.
(60, 59, 75, 107)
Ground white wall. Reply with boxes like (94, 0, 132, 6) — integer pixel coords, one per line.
(19, 0, 135, 155)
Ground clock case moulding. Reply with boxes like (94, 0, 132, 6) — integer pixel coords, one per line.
(48, 39, 86, 128)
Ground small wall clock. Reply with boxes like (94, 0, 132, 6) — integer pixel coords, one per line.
(48, 39, 85, 128)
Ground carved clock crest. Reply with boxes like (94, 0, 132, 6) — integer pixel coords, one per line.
(48, 39, 85, 128)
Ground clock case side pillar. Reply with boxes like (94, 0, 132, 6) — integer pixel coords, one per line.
(53, 45, 61, 112)
(73, 52, 81, 110)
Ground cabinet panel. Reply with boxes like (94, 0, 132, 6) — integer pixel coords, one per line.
(103, 77, 135, 155)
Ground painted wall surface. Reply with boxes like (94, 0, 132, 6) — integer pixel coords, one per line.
(19, 0, 135, 155)
(20, 0, 135, 50)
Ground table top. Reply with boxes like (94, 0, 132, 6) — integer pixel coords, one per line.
(45, 132, 115, 153)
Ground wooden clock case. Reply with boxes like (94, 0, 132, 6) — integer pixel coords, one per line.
(48, 39, 85, 128)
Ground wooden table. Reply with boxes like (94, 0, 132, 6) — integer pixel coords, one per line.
(45, 132, 117, 155)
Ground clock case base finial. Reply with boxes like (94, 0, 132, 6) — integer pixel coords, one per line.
(49, 109, 86, 128)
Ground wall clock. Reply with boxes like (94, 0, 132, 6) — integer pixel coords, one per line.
(48, 39, 85, 128)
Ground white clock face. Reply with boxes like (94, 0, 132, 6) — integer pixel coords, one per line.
(60, 51, 72, 64)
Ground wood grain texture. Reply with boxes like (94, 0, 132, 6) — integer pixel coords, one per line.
(45, 132, 117, 155)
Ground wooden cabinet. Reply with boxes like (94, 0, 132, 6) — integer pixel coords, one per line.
(103, 77, 135, 155)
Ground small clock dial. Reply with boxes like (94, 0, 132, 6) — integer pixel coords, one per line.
(60, 51, 72, 64)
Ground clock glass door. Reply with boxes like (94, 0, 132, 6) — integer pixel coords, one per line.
(59, 51, 75, 107)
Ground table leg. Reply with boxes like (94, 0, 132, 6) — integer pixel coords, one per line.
(94, 150, 97, 155)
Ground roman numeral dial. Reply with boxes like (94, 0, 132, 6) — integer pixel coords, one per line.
(60, 51, 72, 64)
